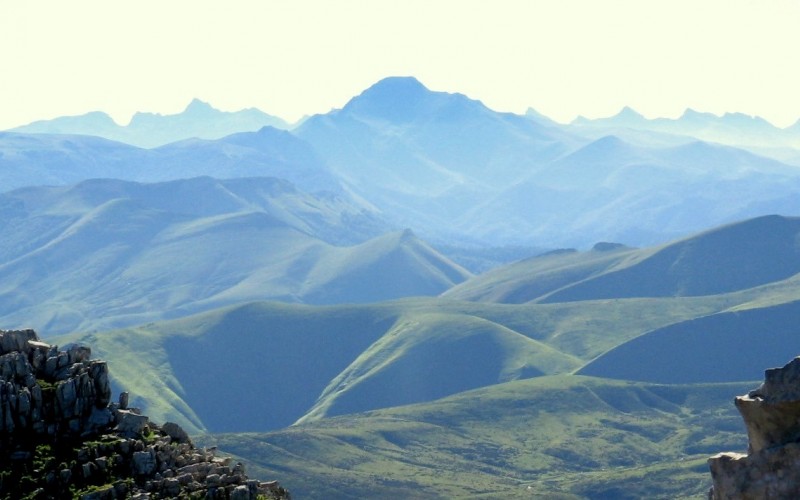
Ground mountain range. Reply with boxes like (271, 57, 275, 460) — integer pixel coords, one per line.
(6, 76, 800, 497)
(47, 215, 800, 433)
(572, 106, 800, 151)
(9, 99, 291, 148)
(4, 77, 800, 248)
(0, 126, 340, 194)
(0, 177, 470, 334)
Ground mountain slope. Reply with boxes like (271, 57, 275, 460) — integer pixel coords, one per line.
(579, 299, 800, 383)
(0, 177, 471, 334)
(540, 214, 800, 303)
(295, 76, 582, 242)
(463, 135, 800, 246)
(443, 244, 636, 303)
(296, 312, 581, 423)
(299, 229, 472, 304)
(447, 215, 800, 304)
(212, 376, 750, 499)
(50, 292, 749, 434)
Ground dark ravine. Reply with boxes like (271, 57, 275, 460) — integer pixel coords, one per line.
(709, 355, 800, 498)
(0, 328, 288, 499)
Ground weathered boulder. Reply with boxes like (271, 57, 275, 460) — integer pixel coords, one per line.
(709, 355, 800, 498)
(163, 420, 192, 444)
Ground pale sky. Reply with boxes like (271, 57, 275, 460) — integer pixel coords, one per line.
(1, 0, 799, 129)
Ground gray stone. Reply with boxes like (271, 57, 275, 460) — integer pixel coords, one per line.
(163, 477, 181, 496)
(66, 343, 92, 364)
(133, 449, 157, 475)
(231, 485, 250, 500)
(116, 409, 149, 437)
(162, 421, 191, 444)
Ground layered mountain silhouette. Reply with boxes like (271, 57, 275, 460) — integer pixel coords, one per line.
(5, 78, 800, 247)
(0, 127, 340, 194)
(9, 77, 800, 499)
(294, 76, 583, 242)
(573, 106, 800, 150)
(0, 177, 472, 334)
(9, 99, 290, 148)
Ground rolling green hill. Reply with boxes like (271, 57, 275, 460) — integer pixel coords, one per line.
(579, 299, 800, 383)
(208, 375, 752, 498)
(40, 213, 800, 498)
(445, 215, 800, 304)
(49, 289, 765, 434)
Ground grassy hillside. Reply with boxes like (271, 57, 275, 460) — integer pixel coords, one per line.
(446, 215, 800, 304)
(209, 375, 752, 499)
(442, 245, 635, 303)
(579, 299, 800, 383)
(49, 293, 746, 434)
(296, 311, 581, 423)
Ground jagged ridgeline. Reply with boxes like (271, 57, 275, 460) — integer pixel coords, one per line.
(0, 329, 288, 499)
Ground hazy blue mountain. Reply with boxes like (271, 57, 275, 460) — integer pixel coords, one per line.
(0, 128, 340, 194)
(292, 77, 800, 247)
(446, 214, 800, 303)
(6, 78, 800, 249)
(151, 126, 340, 193)
(459, 134, 800, 246)
(9, 99, 290, 148)
(6, 111, 121, 138)
(0, 177, 474, 334)
(295, 76, 583, 241)
(0, 132, 153, 188)
(573, 106, 800, 149)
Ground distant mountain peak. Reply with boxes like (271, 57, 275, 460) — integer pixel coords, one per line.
(183, 98, 216, 115)
(342, 76, 446, 122)
(571, 106, 645, 127)
(525, 108, 559, 126)
(679, 108, 716, 121)
(368, 76, 428, 93)
(614, 106, 645, 120)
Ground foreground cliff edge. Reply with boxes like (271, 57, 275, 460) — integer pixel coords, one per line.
(709, 355, 800, 498)
(0, 329, 289, 499)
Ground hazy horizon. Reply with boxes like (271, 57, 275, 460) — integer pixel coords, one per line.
(2, 0, 800, 129)
(5, 77, 800, 131)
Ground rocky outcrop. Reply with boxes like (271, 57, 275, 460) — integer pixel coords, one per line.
(709, 356, 800, 498)
(0, 328, 289, 499)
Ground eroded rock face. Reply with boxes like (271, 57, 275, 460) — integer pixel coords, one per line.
(709, 356, 800, 498)
(0, 328, 289, 499)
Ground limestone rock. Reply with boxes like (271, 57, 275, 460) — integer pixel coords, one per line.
(0, 328, 290, 499)
(162, 420, 192, 444)
(709, 355, 800, 498)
